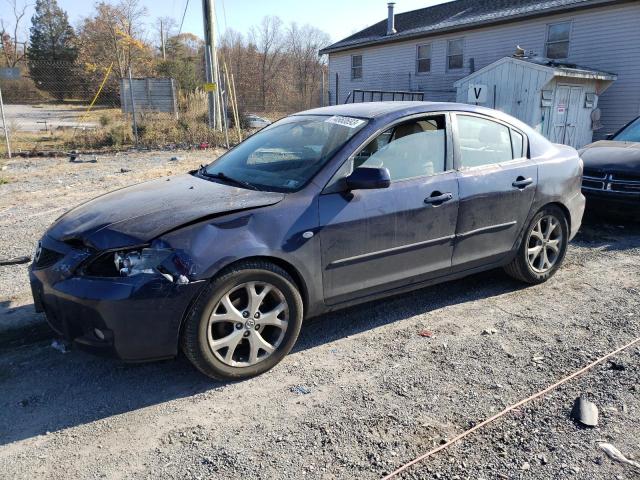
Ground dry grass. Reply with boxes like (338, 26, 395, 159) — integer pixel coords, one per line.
(0, 93, 297, 157)
(0, 98, 251, 156)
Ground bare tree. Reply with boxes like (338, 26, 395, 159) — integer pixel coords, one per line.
(77, 0, 152, 79)
(287, 23, 330, 108)
(118, 0, 148, 74)
(0, 0, 30, 67)
(250, 16, 284, 110)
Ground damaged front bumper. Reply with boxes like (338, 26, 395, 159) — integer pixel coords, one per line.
(29, 235, 206, 361)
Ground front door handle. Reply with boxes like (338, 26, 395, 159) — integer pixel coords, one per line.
(512, 177, 533, 189)
(424, 192, 453, 205)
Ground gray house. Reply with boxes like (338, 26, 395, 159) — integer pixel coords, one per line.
(320, 0, 640, 141)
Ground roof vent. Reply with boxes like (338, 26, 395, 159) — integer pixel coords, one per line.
(387, 2, 397, 36)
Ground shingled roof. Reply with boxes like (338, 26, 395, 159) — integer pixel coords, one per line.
(319, 0, 622, 54)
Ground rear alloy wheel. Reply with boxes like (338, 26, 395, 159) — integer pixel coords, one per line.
(504, 206, 568, 284)
(181, 261, 303, 380)
(526, 215, 564, 274)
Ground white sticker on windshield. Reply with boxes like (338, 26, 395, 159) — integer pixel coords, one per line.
(325, 115, 365, 129)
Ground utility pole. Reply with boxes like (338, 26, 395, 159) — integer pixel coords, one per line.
(160, 19, 166, 60)
(202, 0, 221, 131)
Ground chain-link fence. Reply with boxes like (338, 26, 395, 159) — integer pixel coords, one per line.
(0, 58, 327, 156)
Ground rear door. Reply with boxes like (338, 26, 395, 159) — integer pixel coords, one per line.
(451, 113, 537, 269)
(318, 114, 459, 304)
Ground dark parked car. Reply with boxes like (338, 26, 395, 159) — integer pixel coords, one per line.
(580, 116, 640, 213)
(30, 102, 585, 380)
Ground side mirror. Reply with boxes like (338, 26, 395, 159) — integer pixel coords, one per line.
(605, 133, 615, 140)
(345, 167, 391, 190)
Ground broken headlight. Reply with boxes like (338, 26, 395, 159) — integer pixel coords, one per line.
(114, 248, 190, 284)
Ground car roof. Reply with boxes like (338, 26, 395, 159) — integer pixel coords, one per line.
(296, 101, 493, 119)
(294, 101, 553, 157)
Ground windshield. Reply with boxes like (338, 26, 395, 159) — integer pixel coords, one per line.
(203, 114, 368, 192)
(614, 117, 640, 142)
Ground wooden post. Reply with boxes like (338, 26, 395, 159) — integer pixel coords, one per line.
(0, 85, 11, 158)
(128, 68, 139, 144)
(223, 63, 241, 143)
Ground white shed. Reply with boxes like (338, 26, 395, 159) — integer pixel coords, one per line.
(454, 56, 616, 149)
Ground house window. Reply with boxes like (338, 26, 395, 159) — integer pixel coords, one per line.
(447, 38, 464, 70)
(416, 44, 431, 73)
(545, 22, 571, 59)
(351, 55, 362, 80)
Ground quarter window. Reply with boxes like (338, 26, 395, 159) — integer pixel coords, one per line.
(416, 44, 431, 73)
(356, 115, 446, 181)
(511, 130, 524, 158)
(457, 115, 513, 167)
(447, 38, 464, 70)
(545, 22, 571, 59)
(351, 55, 363, 80)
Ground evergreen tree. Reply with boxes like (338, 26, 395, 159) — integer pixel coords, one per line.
(28, 0, 77, 100)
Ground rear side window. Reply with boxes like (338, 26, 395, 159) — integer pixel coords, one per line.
(357, 115, 446, 181)
(457, 115, 513, 168)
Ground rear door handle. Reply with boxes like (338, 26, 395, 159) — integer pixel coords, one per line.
(424, 192, 453, 205)
(512, 177, 533, 189)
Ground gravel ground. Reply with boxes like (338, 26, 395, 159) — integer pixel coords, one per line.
(3, 104, 97, 132)
(0, 152, 639, 480)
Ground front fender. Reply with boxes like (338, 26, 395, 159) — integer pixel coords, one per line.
(156, 196, 324, 317)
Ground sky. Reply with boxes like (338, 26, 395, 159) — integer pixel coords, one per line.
(6, 0, 447, 45)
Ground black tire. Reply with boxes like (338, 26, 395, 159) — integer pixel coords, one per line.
(181, 260, 303, 380)
(504, 205, 569, 284)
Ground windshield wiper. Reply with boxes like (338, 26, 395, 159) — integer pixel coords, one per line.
(197, 166, 260, 191)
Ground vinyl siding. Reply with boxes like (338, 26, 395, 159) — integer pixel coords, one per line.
(327, 2, 640, 137)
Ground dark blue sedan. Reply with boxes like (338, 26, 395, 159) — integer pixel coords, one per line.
(29, 102, 585, 379)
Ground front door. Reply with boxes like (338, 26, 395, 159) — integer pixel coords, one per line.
(318, 114, 459, 305)
(452, 113, 537, 268)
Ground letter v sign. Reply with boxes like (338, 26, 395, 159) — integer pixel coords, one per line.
(467, 84, 487, 104)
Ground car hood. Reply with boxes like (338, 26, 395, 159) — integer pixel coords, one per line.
(47, 174, 285, 250)
(579, 140, 640, 172)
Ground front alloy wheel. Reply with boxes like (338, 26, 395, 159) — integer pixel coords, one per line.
(181, 261, 303, 380)
(208, 281, 289, 367)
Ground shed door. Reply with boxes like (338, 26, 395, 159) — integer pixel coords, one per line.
(550, 85, 582, 147)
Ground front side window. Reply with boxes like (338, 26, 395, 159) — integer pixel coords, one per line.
(447, 38, 464, 70)
(613, 117, 640, 142)
(416, 44, 431, 73)
(545, 22, 571, 59)
(351, 55, 362, 80)
(356, 115, 446, 181)
(205, 115, 367, 192)
(457, 115, 514, 167)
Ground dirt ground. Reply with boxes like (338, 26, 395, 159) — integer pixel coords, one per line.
(0, 152, 639, 480)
